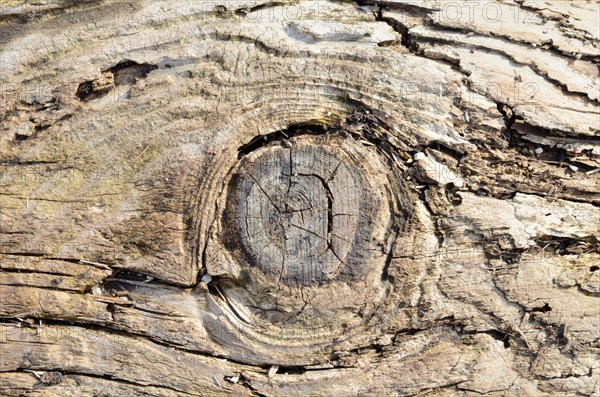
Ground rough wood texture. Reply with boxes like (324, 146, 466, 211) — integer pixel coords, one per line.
(0, 1, 598, 396)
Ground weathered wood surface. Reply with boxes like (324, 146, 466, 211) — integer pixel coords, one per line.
(0, 1, 598, 396)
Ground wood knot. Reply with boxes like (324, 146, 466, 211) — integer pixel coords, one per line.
(201, 127, 416, 361)
(226, 139, 362, 285)
(222, 134, 394, 285)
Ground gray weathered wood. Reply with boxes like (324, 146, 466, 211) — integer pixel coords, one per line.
(1, 0, 598, 396)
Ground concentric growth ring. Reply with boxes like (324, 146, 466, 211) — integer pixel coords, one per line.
(202, 130, 413, 364)
(226, 140, 365, 285)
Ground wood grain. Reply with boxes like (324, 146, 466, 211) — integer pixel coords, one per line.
(1, 0, 598, 395)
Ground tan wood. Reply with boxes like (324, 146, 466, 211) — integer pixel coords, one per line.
(1, 1, 598, 396)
